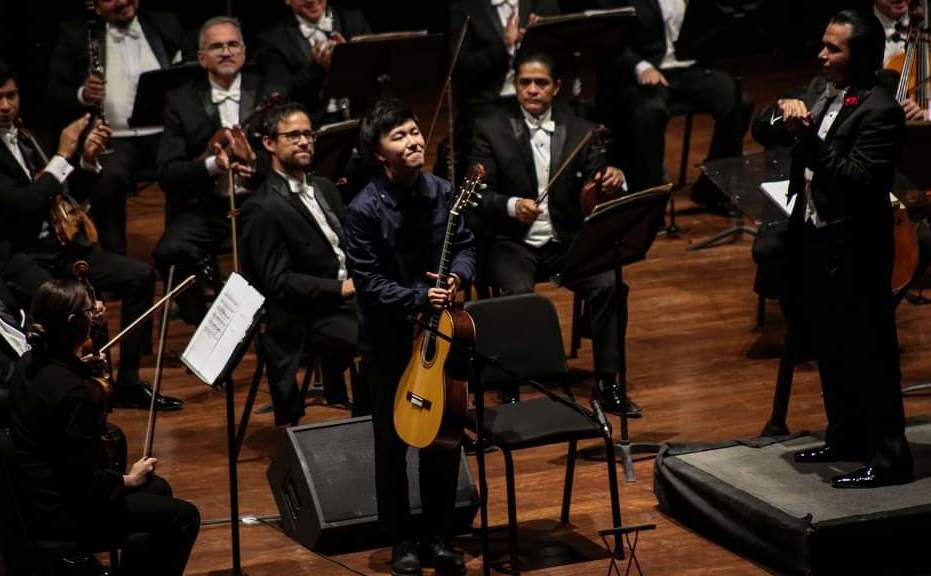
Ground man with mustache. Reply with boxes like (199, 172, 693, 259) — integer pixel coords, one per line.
(256, 0, 370, 124)
(470, 52, 639, 417)
(345, 98, 475, 576)
(154, 16, 278, 326)
(46, 0, 185, 255)
(240, 103, 361, 425)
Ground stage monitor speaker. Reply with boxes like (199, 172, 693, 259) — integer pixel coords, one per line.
(267, 415, 480, 553)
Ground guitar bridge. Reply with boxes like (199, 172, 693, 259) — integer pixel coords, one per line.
(406, 391, 432, 411)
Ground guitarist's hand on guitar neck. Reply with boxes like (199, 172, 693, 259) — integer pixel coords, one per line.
(426, 272, 459, 310)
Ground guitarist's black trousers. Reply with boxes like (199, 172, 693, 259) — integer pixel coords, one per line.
(368, 327, 461, 542)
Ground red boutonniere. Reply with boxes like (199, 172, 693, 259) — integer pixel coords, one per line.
(843, 95, 860, 107)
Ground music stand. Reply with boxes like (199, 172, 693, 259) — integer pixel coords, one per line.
(312, 119, 360, 182)
(326, 32, 445, 124)
(520, 8, 635, 103)
(128, 64, 202, 128)
(675, 0, 783, 63)
(558, 185, 671, 482)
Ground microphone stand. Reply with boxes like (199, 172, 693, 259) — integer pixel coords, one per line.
(407, 313, 630, 568)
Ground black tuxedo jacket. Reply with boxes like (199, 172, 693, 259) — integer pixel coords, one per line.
(753, 76, 904, 225)
(0, 134, 94, 252)
(240, 171, 346, 312)
(255, 8, 370, 115)
(470, 106, 603, 242)
(45, 10, 185, 126)
(451, 0, 560, 105)
(156, 72, 275, 215)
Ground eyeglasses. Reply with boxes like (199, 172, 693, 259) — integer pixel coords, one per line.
(275, 130, 317, 144)
(203, 41, 244, 56)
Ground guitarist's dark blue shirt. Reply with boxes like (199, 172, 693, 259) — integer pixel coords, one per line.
(345, 172, 476, 323)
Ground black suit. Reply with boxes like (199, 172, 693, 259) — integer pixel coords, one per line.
(154, 72, 273, 325)
(0, 131, 154, 389)
(755, 76, 910, 472)
(598, 0, 751, 191)
(240, 172, 361, 425)
(470, 107, 627, 378)
(45, 11, 186, 254)
(256, 8, 371, 123)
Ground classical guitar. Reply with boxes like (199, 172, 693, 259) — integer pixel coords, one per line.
(394, 166, 485, 450)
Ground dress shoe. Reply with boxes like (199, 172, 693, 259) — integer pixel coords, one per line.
(792, 444, 863, 464)
(831, 465, 913, 489)
(598, 376, 643, 418)
(390, 540, 422, 576)
(113, 382, 184, 411)
(422, 539, 466, 576)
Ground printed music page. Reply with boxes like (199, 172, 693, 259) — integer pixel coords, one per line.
(760, 180, 795, 217)
(181, 272, 264, 387)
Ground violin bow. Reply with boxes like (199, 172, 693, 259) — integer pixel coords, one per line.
(424, 16, 471, 168)
(535, 124, 608, 207)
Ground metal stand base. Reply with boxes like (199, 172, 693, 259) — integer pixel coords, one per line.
(687, 219, 757, 251)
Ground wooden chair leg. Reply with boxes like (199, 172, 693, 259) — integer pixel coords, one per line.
(561, 440, 578, 524)
(504, 449, 520, 575)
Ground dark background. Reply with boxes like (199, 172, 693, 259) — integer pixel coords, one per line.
(0, 0, 872, 126)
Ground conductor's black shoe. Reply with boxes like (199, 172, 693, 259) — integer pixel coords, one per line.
(831, 465, 913, 489)
(113, 381, 184, 411)
(422, 539, 466, 576)
(391, 540, 422, 576)
(793, 444, 863, 464)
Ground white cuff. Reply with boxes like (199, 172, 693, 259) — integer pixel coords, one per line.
(205, 155, 222, 176)
(507, 196, 520, 218)
(634, 60, 654, 78)
(45, 155, 75, 184)
(79, 156, 103, 173)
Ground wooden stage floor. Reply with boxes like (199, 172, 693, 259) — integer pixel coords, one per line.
(103, 61, 931, 575)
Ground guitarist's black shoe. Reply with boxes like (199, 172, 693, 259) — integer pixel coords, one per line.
(391, 540, 422, 576)
(422, 539, 466, 576)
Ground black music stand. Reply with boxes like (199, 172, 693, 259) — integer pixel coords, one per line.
(675, 0, 782, 62)
(326, 32, 445, 123)
(312, 119, 360, 182)
(558, 186, 671, 482)
(128, 64, 201, 128)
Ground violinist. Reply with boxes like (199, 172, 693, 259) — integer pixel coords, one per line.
(7, 278, 199, 575)
(0, 61, 178, 412)
(469, 52, 640, 416)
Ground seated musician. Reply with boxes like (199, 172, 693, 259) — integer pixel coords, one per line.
(256, 0, 371, 124)
(45, 0, 185, 255)
(594, 0, 752, 210)
(8, 278, 199, 575)
(470, 52, 640, 417)
(874, 0, 930, 121)
(345, 98, 474, 576)
(241, 103, 361, 425)
(154, 16, 276, 325)
(0, 62, 179, 412)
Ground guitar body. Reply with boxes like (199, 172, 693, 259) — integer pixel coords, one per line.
(394, 308, 475, 450)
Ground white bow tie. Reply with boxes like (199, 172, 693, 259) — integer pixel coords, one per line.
(1, 129, 17, 146)
(299, 14, 334, 39)
(525, 117, 555, 134)
(212, 88, 241, 104)
(109, 24, 141, 42)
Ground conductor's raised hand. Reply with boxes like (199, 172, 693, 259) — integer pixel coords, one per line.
(776, 98, 811, 137)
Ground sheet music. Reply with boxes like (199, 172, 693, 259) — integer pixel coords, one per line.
(760, 180, 795, 217)
(181, 273, 264, 387)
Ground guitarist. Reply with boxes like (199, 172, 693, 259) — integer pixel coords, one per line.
(345, 97, 475, 576)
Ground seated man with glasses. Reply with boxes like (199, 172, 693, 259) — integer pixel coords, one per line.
(154, 16, 280, 325)
(241, 102, 362, 425)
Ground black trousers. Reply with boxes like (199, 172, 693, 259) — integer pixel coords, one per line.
(487, 238, 627, 377)
(263, 300, 361, 425)
(368, 322, 461, 543)
(1, 245, 154, 387)
(91, 475, 200, 576)
(621, 66, 751, 191)
(795, 221, 911, 471)
(152, 201, 231, 325)
(88, 134, 161, 255)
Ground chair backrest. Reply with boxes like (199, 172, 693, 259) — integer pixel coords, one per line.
(464, 293, 569, 388)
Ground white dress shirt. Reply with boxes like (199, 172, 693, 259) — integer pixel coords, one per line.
(279, 171, 348, 280)
(204, 74, 250, 196)
(295, 11, 340, 113)
(0, 128, 73, 184)
(635, 0, 695, 78)
(803, 86, 846, 227)
(875, 5, 909, 67)
(505, 107, 555, 248)
(493, 0, 519, 97)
